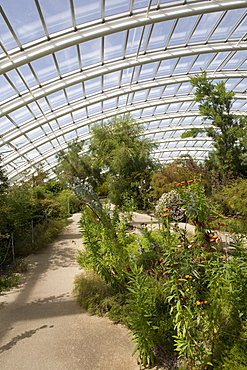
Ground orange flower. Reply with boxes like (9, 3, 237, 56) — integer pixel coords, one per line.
(162, 213, 169, 217)
(163, 208, 169, 212)
(201, 312, 205, 315)
(196, 301, 201, 305)
(177, 182, 182, 186)
(187, 180, 194, 183)
(211, 235, 218, 240)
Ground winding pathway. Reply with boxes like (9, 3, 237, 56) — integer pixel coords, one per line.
(0, 213, 138, 370)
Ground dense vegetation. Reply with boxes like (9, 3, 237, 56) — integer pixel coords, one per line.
(1, 73, 247, 369)
(74, 180, 247, 370)
(0, 174, 79, 291)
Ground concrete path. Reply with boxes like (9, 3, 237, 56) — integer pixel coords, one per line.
(0, 213, 139, 370)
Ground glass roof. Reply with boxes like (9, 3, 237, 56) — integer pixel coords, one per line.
(0, 0, 246, 181)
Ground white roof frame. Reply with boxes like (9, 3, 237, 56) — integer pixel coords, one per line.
(0, 0, 246, 181)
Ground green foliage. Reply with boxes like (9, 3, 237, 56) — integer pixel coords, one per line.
(73, 271, 114, 314)
(150, 156, 203, 199)
(54, 140, 101, 188)
(90, 114, 157, 206)
(75, 181, 247, 369)
(213, 178, 247, 217)
(0, 182, 73, 271)
(183, 72, 247, 179)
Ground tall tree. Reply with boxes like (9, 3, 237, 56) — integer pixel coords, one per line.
(90, 114, 157, 205)
(54, 140, 101, 188)
(182, 72, 247, 178)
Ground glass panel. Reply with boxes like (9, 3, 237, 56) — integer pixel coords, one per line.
(121, 68, 134, 85)
(176, 82, 192, 95)
(55, 46, 79, 75)
(103, 98, 117, 111)
(37, 143, 53, 153)
(207, 52, 229, 71)
(166, 102, 181, 112)
(210, 9, 246, 41)
(105, 0, 130, 17)
(225, 78, 242, 91)
(190, 12, 223, 43)
(27, 102, 43, 116)
(162, 84, 179, 96)
(147, 20, 174, 50)
(66, 85, 84, 102)
(0, 11, 18, 50)
(239, 59, 247, 71)
(222, 51, 247, 70)
(125, 28, 143, 55)
(141, 107, 155, 116)
(156, 59, 177, 77)
(47, 91, 67, 110)
(148, 86, 163, 99)
(104, 71, 120, 90)
(173, 56, 195, 74)
(2, 0, 44, 45)
(132, 90, 147, 102)
(153, 105, 164, 114)
(117, 95, 128, 107)
(138, 63, 157, 80)
(77, 126, 89, 136)
(18, 65, 38, 88)
(27, 127, 44, 141)
(38, 0, 72, 34)
(80, 39, 101, 67)
(168, 16, 198, 46)
(6, 69, 27, 92)
(0, 116, 13, 135)
(104, 31, 125, 61)
(41, 123, 53, 135)
(9, 106, 33, 125)
(180, 101, 191, 111)
(139, 25, 153, 53)
(131, 66, 141, 83)
(64, 132, 77, 141)
(133, 0, 151, 10)
(31, 55, 58, 83)
(35, 98, 51, 113)
(0, 75, 17, 102)
(87, 102, 101, 116)
(234, 80, 246, 93)
(84, 77, 101, 95)
(57, 114, 72, 127)
(72, 108, 87, 121)
(190, 53, 215, 72)
(74, 0, 101, 25)
(230, 14, 247, 39)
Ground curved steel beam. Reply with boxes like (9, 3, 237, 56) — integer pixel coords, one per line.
(1, 87, 246, 147)
(1, 0, 246, 74)
(1, 44, 246, 117)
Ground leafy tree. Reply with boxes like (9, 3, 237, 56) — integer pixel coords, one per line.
(89, 114, 157, 206)
(54, 140, 101, 188)
(182, 72, 247, 178)
(151, 155, 202, 199)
